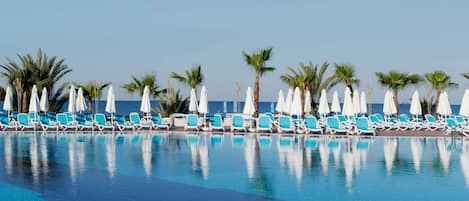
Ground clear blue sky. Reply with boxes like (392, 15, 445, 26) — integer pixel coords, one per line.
(1, 0, 468, 103)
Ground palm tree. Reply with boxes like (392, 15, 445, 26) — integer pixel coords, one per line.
(122, 74, 166, 97)
(425, 71, 458, 112)
(76, 81, 111, 113)
(281, 61, 337, 115)
(0, 49, 72, 112)
(154, 87, 189, 117)
(171, 65, 204, 91)
(375, 71, 423, 114)
(463, 73, 469, 80)
(334, 63, 359, 92)
(242, 47, 275, 117)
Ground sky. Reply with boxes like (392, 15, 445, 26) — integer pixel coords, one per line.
(1, 0, 468, 103)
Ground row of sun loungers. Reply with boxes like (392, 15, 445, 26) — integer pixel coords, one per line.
(0, 112, 169, 132)
(0, 111, 467, 136)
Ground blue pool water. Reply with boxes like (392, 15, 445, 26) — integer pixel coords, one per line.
(1, 133, 469, 200)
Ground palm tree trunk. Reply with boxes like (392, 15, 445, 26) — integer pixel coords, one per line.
(22, 91, 28, 113)
(300, 86, 306, 117)
(393, 89, 399, 115)
(254, 73, 260, 118)
(87, 97, 92, 113)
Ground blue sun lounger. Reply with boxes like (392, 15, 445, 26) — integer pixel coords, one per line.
(185, 114, 199, 131)
(278, 115, 295, 134)
(326, 117, 350, 135)
(129, 112, 152, 130)
(257, 115, 272, 133)
(151, 113, 170, 130)
(56, 113, 78, 131)
(210, 114, 225, 131)
(356, 117, 375, 136)
(230, 114, 246, 132)
(303, 115, 323, 134)
(95, 113, 115, 131)
(17, 113, 35, 131)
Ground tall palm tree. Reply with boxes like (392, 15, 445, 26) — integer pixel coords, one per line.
(375, 70, 423, 114)
(0, 49, 72, 112)
(76, 81, 111, 113)
(171, 65, 204, 91)
(242, 47, 275, 117)
(425, 71, 458, 112)
(463, 73, 469, 80)
(334, 63, 359, 92)
(281, 61, 337, 115)
(122, 74, 166, 97)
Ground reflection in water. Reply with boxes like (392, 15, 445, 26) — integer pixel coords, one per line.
(30, 136, 39, 184)
(199, 135, 209, 180)
(188, 134, 209, 180)
(437, 138, 451, 173)
(4, 135, 12, 175)
(343, 138, 370, 190)
(40, 135, 49, 176)
(277, 136, 303, 184)
(68, 135, 77, 182)
(106, 135, 116, 180)
(384, 138, 398, 175)
(410, 138, 423, 173)
(461, 140, 469, 187)
(142, 134, 152, 178)
(245, 135, 256, 179)
(319, 142, 329, 176)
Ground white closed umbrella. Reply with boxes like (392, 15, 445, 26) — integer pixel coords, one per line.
(284, 88, 293, 114)
(199, 86, 208, 128)
(68, 85, 76, 113)
(331, 90, 341, 114)
(383, 90, 397, 116)
(105, 86, 116, 114)
(437, 91, 452, 116)
(409, 90, 422, 117)
(243, 87, 255, 116)
(318, 89, 330, 115)
(140, 85, 151, 113)
(360, 91, 367, 115)
(342, 88, 354, 116)
(198, 86, 208, 114)
(459, 89, 469, 117)
(276, 90, 285, 113)
(304, 90, 312, 114)
(189, 88, 198, 113)
(3, 86, 13, 112)
(290, 87, 303, 117)
(75, 88, 87, 113)
(29, 85, 40, 113)
(40, 87, 48, 112)
(352, 89, 361, 115)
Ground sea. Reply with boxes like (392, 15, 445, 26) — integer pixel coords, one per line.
(61, 101, 461, 116)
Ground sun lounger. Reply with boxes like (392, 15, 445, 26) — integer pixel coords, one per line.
(303, 115, 323, 134)
(39, 113, 58, 131)
(446, 118, 469, 136)
(56, 113, 78, 131)
(95, 113, 115, 131)
(150, 113, 170, 130)
(185, 114, 199, 131)
(0, 113, 16, 131)
(230, 114, 246, 132)
(17, 113, 35, 131)
(356, 117, 376, 136)
(210, 114, 225, 131)
(129, 112, 152, 130)
(115, 115, 134, 131)
(424, 114, 445, 131)
(278, 115, 295, 134)
(257, 115, 272, 133)
(326, 117, 350, 135)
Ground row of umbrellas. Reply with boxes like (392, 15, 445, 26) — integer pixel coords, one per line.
(274, 87, 368, 116)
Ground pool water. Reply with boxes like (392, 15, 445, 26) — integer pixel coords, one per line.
(0, 132, 468, 201)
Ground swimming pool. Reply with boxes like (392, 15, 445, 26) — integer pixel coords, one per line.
(0, 132, 468, 201)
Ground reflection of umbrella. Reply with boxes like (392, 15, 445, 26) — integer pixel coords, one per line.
(319, 143, 329, 176)
(199, 137, 209, 180)
(318, 89, 329, 115)
(29, 85, 40, 113)
(105, 86, 116, 114)
(437, 139, 451, 173)
(290, 87, 302, 117)
(331, 90, 341, 114)
(383, 90, 397, 116)
(68, 85, 76, 113)
(3, 86, 13, 112)
(342, 88, 353, 116)
(243, 87, 255, 116)
(410, 90, 422, 117)
(40, 87, 48, 112)
(244, 135, 256, 179)
(460, 142, 469, 187)
(360, 91, 367, 115)
(437, 91, 452, 116)
(352, 89, 360, 115)
(189, 88, 198, 113)
(383, 138, 397, 175)
(75, 88, 87, 113)
(343, 151, 354, 190)
(142, 134, 152, 178)
(460, 89, 469, 117)
(410, 138, 422, 173)
(140, 86, 151, 113)
(106, 136, 116, 180)
(276, 90, 285, 113)
(304, 90, 312, 114)
(284, 88, 293, 114)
